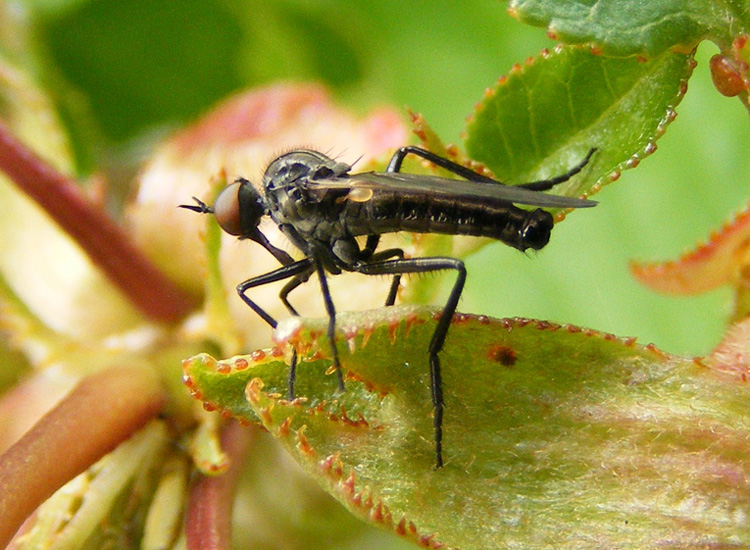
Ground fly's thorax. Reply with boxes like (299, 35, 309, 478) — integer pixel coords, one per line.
(263, 150, 351, 223)
(259, 152, 353, 248)
(265, 178, 348, 232)
(262, 149, 351, 195)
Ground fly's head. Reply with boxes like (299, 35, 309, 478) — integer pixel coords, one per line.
(180, 178, 266, 240)
(518, 209, 554, 251)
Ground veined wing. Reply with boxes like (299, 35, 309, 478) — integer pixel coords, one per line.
(310, 171, 597, 209)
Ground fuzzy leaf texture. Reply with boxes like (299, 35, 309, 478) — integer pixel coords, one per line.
(508, 0, 750, 56)
(184, 306, 750, 549)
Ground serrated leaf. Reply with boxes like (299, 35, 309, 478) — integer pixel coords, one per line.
(185, 305, 750, 548)
(509, 0, 750, 57)
(464, 46, 693, 206)
(632, 200, 750, 294)
(183, 351, 286, 424)
(631, 199, 750, 321)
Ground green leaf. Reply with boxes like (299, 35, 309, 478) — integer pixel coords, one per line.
(185, 305, 750, 548)
(508, 0, 750, 57)
(464, 47, 694, 204)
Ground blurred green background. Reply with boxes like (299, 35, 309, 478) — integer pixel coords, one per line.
(11, 0, 750, 357)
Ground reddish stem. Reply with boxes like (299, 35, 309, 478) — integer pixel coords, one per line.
(0, 365, 165, 547)
(0, 119, 196, 322)
(185, 422, 254, 550)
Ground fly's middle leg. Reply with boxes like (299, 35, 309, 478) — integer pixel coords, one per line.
(279, 274, 314, 398)
(314, 261, 345, 392)
(350, 256, 466, 468)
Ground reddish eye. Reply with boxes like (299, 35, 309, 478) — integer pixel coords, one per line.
(213, 181, 243, 236)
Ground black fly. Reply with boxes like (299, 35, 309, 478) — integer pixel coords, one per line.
(182, 145, 596, 468)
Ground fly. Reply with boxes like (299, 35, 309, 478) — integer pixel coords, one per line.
(181, 145, 597, 468)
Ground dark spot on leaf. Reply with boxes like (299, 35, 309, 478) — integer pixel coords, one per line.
(487, 344, 517, 367)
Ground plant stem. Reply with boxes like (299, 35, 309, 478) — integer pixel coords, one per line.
(0, 365, 164, 547)
(0, 120, 196, 322)
(185, 421, 254, 550)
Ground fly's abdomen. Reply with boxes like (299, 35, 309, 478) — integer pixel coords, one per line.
(347, 194, 554, 251)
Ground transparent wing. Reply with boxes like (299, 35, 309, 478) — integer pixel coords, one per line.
(309, 171, 597, 209)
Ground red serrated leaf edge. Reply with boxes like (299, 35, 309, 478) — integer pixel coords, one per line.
(631, 199, 750, 294)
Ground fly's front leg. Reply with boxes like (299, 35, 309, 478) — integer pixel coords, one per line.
(351, 256, 466, 469)
(280, 274, 311, 318)
(236, 258, 314, 398)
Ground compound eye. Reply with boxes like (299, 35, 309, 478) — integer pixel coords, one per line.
(212, 181, 243, 236)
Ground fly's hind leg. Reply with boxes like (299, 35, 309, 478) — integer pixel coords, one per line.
(386, 144, 595, 191)
(360, 234, 404, 306)
(350, 256, 466, 469)
(515, 148, 596, 191)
